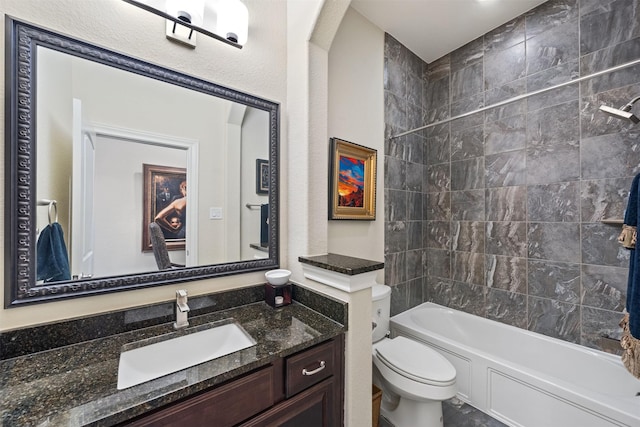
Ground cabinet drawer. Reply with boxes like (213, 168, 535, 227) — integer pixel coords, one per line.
(126, 366, 275, 427)
(285, 340, 335, 397)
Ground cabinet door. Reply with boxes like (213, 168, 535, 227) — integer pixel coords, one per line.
(240, 378, 337, 427)
(124, 367, 275, 427)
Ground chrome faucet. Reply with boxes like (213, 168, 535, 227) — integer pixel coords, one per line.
(173, 289, 190, 329)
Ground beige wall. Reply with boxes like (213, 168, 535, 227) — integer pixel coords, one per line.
(0, 0, 287, 330)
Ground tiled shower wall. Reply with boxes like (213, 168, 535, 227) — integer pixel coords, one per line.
(384, 0, 640, 351)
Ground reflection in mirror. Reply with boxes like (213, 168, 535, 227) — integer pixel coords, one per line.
(5, 18, 280, 307)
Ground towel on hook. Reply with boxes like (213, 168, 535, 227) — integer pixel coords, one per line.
(621, 174, 640, 341)
(36, 222, 71, 283)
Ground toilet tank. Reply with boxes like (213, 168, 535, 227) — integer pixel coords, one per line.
(372, 284, 391, 342)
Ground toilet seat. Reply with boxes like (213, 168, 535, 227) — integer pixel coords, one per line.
(375, 336, 456, 386)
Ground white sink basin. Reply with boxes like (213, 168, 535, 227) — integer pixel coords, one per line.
(117, 321, 256, 390)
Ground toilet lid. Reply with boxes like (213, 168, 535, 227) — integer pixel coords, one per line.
(375, 336, 456, 386)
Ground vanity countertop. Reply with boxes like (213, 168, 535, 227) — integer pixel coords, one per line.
(0, 301, 345, 426)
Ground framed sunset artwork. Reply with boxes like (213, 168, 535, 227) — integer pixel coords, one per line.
(329, 138, 377, 220)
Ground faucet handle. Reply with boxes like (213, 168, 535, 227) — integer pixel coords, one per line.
(176, 289, 187, 298)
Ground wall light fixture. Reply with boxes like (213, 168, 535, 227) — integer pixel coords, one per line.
(122, 0, 248, 49)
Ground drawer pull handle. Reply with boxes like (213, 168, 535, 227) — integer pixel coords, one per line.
(302, 360, 326, 376)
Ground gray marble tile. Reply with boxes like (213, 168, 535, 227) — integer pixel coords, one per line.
(581, 177, 632, 222)
(581, 63, 640, 98)
(385, 156, 407, 190)
(527, 222, 581, 263)
(527, 296, 580, 343)
(426, 54, 451, 81)
(526, 60, 579, 112)
(407, 277, 424, 309)
(526, 140, 580, 185)
(451, 92, 485, 118)
(525, 0, 578, 37)
(424, 75, 450, 112)
(451, 112, 484, 133)
(385, 221, 407, 254)
(427, 163, 451, 193)
(528, 259, 581, 303)
(427, 278, 454, 307)
(580, 0, 640, 56)
(385, 125, 406, 159)
(406, 133, 425, 165)
(407, 191, 423, 221)
(580, 36, 640, 77)
(485, 79, 527, 122)
(485, 186, 527, 221)
(385, 189, 407, 222)
(407, 49, 425, 78)
(452, 252, 484, 287)
(424, 105, 450, 126)
(384, 90, 407, 131)
(526, 19, 579, 75)
(484, 114, 526, 155)
(384, 56, 406, 99)
(485, 221, 527, 257)
(426, 191, 451, 221)
(581, 222, 630, 267)
(406, 249, 424, 281)
(485, 150, 526, 188)
(406, 161, 423, 192)
(452, 221, 484, 253)
(385, 251, 406, 286)
(452, 62, 484, 102)
(527, 181, 580, 222)
(384, 33, 407, 65)
(426, 127, 451, 165)
(450, 281, 487, 317)
(487, 288, 527, 329)
(407, 102, 424, 134)
(484, 42, 526, 91)
(451, 125, 484, 161)
(485, 255, 527, 293)
(427, 248, 451, 279)
(452, 158, 485, 191)
(442, 399, 509, 427)
(527, 100, 580, 146)
(425, 221, 451, 250)
(581, 306, 624, 354)
(450, 37, 484, 72)
(485, 16, 525, 53)
(451, 190, 485, 221)
(580, 83, 640, 139)
(580, 0, 618, 17)
(407, 220, 423, 251)
(582, 264, 627, 311)
(390, 283, 409, 316)
(581, 131, 640, 180)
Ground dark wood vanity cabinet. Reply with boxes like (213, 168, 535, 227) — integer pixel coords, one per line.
(123, 335, 344, 427)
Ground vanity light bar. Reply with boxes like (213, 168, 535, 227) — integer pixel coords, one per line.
(122, 0, 243, 49)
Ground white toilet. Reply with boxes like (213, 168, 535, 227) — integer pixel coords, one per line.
(372, 284, 456, 427)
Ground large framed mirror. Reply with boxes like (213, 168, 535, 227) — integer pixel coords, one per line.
(4, 17, 280, 307)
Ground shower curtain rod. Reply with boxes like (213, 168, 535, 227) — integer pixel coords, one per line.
(390, 57, 640, 140)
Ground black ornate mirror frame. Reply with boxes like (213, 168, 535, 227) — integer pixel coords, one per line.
(4, 17, 280, 307)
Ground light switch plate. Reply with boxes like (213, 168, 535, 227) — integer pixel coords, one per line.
(209, 207, 223, 220)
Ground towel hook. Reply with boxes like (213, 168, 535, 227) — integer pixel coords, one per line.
(37, 199, 58, 225)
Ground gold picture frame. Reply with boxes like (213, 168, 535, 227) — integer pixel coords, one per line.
(329, 138, 377, 220)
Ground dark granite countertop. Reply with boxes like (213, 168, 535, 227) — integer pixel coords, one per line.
(0, 301, 345, 426)
(299, 253, 384, 275)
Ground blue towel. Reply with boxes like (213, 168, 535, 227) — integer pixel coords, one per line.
(36, 222, 71, 282)
(624, 174, 640, 338)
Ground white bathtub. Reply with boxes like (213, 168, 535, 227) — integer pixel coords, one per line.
(390, 302, 640, 427)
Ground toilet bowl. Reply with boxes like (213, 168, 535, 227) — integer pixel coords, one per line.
(372, 284, 456, 427)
